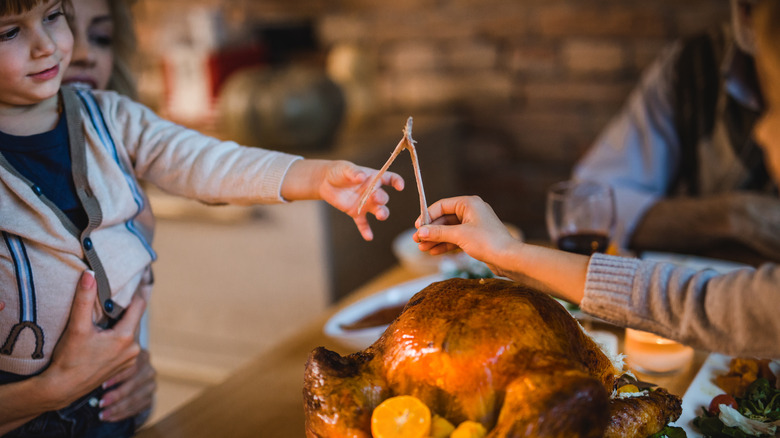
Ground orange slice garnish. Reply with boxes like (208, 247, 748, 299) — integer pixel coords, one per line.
(371, 395, 431, 438)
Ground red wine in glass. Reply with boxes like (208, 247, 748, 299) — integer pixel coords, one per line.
(556, 231, 610, 255)
(547, 180, 615, 256)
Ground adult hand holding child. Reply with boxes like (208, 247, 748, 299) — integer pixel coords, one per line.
(0, 271, 146, 435)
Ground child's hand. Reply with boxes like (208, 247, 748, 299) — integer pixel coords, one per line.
(282, 159, 404, 241)
(320, 161, 405, 241)
(414, 196, 519, 269)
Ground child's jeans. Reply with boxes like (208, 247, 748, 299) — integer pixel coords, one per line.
(0, 371, 136, 438)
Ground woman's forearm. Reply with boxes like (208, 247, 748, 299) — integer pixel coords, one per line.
(490, 241, 590, 305)
(0, 375, 64, 434)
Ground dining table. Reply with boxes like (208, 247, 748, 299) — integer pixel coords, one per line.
(135, 264, 709, 438)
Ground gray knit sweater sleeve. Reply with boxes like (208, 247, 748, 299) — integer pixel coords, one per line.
(581, 253, 780, 359)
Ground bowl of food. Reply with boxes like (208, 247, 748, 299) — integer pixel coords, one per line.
(391, 228, 448, 275)
(323, 274, 446, 351)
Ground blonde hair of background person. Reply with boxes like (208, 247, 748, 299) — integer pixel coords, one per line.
(106, 0, 136, 97)
(414, 0, 780, 359)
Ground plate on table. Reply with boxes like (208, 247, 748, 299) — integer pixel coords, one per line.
(324, 273, 446, 351)
(672, 353, 780, 436)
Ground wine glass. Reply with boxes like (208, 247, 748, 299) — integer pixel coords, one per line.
(546, 180, 615, 255)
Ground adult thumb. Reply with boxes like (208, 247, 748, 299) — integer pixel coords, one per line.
(68, 270, 99, 329)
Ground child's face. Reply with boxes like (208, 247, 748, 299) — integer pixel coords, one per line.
(62, 0, 113, 91)
(0, 0, 72, 109)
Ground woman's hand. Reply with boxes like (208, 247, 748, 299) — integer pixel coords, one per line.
(43, 271, 146, 408)
(99, 349, 157, 423)
(415, 196, 590, 303)
(0, 271, 147, 435)
(282, 159, 405, 241)
(413, 196, 520, 275)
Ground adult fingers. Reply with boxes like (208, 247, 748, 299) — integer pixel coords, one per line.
(420, 196, 473, 225)
(415, 223, 455, 246)
(112, 294, 147, 337)
(102, 357, 138, 390)
(69, 270, 99, 331)
(415, 213, 461, 229)
(100, 379, 155, 422)
(101, 351, 156, 421)
(416, 239, 458, 255)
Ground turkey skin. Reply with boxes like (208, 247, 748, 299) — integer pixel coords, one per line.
(304, 278, 681, 437)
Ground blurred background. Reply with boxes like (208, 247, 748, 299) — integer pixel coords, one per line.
(133, 0, 730, 239)
(127, 0, 731, 424)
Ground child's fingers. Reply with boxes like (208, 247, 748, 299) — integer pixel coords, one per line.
(368, 188, 390, 207)
(338, 161, 367, 184)
(353, 217, 374, 241)
(348, 167, 367, 184)
(380, 171, 404, 191)
(370, 205, 390, 221)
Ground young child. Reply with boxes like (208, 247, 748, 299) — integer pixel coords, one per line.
(415, 0, 780, 360)
(0, 0, 404, 436)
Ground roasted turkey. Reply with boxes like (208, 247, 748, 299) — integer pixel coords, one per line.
(304, 278, 682, 437)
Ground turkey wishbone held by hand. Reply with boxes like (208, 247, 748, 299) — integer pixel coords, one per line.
(357, 117, 431, 225)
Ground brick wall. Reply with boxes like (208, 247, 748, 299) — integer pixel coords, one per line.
(132, 0, 730, 239)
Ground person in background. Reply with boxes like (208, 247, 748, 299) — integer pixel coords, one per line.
(573, 0, 779, 265)
(62, 0, 135, 97)
(0, 1, 405, 437)
(414, 0, 780, 360)
(62, 0, 156, 429)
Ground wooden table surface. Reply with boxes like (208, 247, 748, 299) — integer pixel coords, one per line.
(135, 266, 707, 438)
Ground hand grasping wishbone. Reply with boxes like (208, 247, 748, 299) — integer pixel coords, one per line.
(357, 117, 431, 225)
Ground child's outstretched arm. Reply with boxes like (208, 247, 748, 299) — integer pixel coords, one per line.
(281, 159, 405, 241)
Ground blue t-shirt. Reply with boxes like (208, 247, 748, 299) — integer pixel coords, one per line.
(0, 113, 88, 231)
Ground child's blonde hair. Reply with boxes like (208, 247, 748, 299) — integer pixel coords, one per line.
(0, 0, 72, 16)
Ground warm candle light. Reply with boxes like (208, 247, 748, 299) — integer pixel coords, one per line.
(624, 328, 693, 374)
